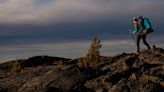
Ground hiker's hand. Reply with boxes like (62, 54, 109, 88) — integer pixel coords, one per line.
(143, 29, 147, 33)
(132, 30, 137, 34)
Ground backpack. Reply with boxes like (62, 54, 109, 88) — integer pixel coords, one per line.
(144, 18, 154, 33)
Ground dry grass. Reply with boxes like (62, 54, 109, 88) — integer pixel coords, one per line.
(160, 81, 164, 87)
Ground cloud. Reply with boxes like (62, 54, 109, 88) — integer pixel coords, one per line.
(0, 0, 163, 24)
(0, 0, 164, 63)
(0, 0, 164, 46)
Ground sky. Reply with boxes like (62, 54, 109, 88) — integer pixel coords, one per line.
(0, 0, 164, 63)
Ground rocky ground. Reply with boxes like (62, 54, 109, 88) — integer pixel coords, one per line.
(0, 46, 164, 92)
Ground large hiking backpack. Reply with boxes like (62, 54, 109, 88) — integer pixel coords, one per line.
(144, 18, 154, 33)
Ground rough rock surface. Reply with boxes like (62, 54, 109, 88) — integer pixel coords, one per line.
(0, 47, 164, 92)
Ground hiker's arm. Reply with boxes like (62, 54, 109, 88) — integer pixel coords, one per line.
(132, 24, 138, 34)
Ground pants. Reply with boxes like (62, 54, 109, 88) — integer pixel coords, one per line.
(137, 33, 151, 52)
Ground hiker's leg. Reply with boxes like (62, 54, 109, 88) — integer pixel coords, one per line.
(142, 34, 151, 50)
(137, 35, 141, 52)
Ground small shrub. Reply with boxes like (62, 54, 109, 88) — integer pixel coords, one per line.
(10, 60, 21, 73)
(58, 60, 64, 65)
(78, 37, 102, 69)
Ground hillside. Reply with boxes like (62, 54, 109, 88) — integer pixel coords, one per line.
(0, 46, 164, 92)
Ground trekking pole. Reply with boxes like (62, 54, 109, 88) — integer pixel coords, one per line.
(129, 29, 137, 46)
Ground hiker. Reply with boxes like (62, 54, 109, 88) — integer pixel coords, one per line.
(131, 16, 151, 53)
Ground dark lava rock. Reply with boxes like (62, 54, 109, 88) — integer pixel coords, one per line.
(0, 47, 164, 92)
